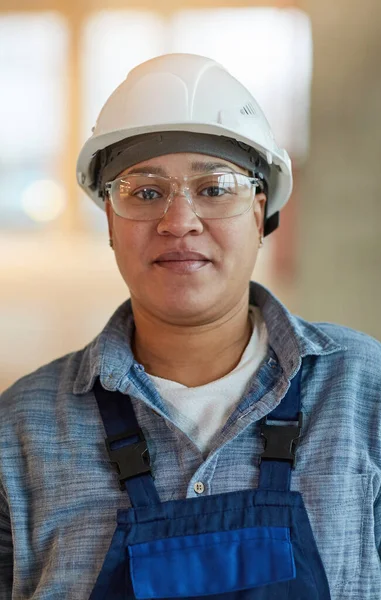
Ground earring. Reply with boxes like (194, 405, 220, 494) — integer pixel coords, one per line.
(259, 235, 264, 248)
(109, 238, 114, 249)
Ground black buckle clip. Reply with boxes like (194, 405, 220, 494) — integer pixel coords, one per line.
(105, 428, 151, 490)
(259, 412, 303, 468)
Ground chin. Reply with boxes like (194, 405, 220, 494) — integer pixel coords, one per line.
(151, 287, 220, 324)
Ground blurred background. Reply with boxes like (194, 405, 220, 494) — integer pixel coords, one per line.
(0, 0, 380, 392)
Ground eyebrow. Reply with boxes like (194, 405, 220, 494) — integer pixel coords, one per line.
(125, 161, 236, 176)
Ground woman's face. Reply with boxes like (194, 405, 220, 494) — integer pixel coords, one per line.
(105, 152, 267, 325)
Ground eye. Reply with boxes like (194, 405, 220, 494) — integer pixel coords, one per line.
(200, 185, 225, 197)
(134, 187, 162, 201)
(195, 173, 236, 198)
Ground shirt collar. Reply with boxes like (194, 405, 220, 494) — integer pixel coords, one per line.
(73, 281, 345, 395)
(250, 283, 345, 381)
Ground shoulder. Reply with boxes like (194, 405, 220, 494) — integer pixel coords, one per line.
(292, 316, 381, 391)
(291, 311, 381, 356)
(312, 320, 381, 361)
(0, 348, 85, 420)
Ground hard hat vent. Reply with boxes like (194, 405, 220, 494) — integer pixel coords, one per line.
(240, 102, 257, 117)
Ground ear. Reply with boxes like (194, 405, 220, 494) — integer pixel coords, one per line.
(253, 192, 267, 237)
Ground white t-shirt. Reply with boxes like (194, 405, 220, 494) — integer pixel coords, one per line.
(148, 305, 269, 454)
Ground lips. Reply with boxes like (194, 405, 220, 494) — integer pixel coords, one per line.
(153, 251, 211, 274)
(154, 251, 210, 262)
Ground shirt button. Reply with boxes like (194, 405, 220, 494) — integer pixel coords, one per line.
(194, 482, 205, 494)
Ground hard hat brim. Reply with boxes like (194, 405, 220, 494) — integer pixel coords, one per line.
(77, 122, 292, 219)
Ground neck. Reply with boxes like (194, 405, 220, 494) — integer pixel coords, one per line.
(130, 293, 253, 387)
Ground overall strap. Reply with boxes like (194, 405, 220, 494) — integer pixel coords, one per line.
(93, 377, 160, 507)
(258, 363, 303, 491)
(93, 362, 304, 506)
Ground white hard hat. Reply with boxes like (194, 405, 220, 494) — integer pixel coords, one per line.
(77, 53, 293, 236)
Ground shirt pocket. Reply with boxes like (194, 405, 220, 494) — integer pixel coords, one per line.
(292, 473, 369, 592)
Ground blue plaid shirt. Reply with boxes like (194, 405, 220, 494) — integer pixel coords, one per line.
(1, 281, 381, 599)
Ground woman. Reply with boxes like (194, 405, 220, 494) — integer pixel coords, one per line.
(1, 53, 380, 600)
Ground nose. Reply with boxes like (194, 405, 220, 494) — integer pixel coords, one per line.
(156, 192, 204, 237)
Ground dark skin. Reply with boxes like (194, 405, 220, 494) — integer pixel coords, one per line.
(105, 152, 267, 387)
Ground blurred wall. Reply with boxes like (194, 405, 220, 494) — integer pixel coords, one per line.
(0, 0, 380, 393)
(298, 0, 381, 336)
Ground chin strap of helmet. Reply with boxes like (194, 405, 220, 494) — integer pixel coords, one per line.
(264, 210, 280, 237)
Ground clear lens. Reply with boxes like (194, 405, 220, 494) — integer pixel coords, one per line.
(107, 172, 257, 220)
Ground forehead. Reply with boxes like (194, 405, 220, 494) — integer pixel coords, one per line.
(118, 152, 250, 177)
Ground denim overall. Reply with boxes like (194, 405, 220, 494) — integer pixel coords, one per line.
(89, 363, 331, 599)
